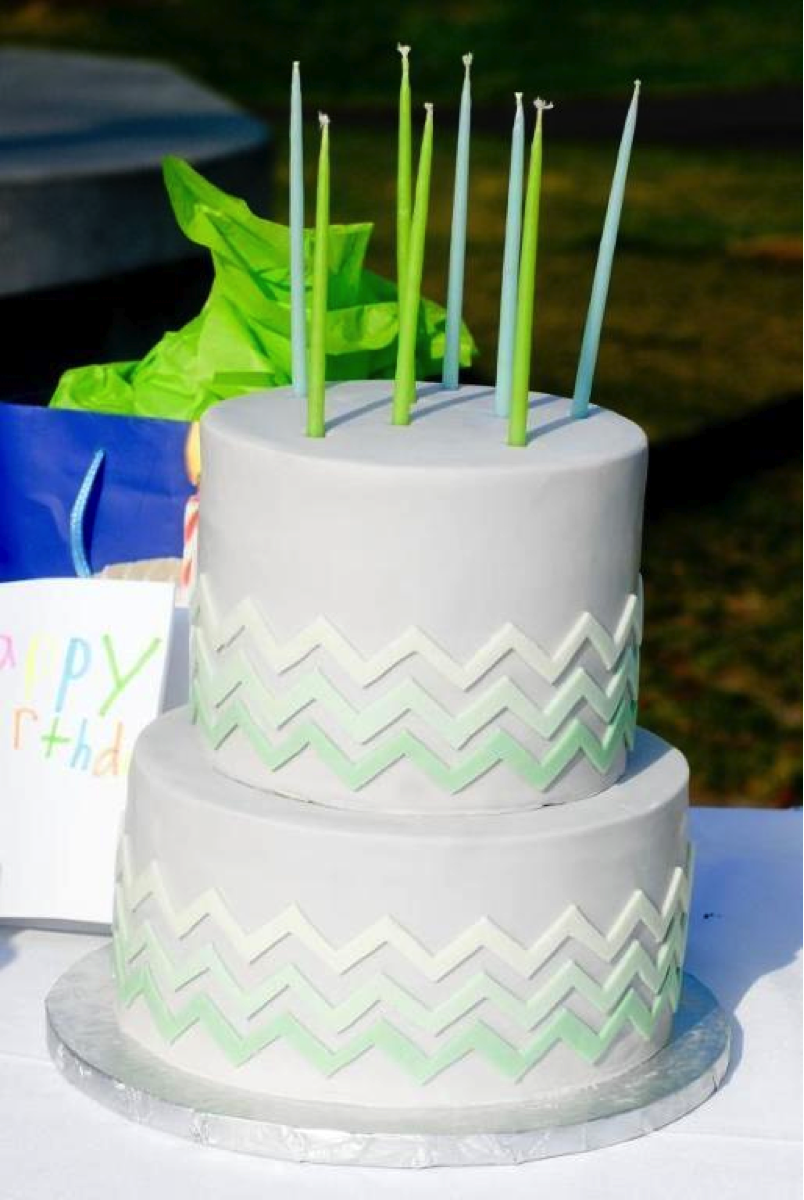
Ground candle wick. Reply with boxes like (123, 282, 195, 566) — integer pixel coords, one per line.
(397, 43, 411, 60)
(462, 52, 473, 71)
(534, 98, 554, 111)
(318, 112, 330, 128)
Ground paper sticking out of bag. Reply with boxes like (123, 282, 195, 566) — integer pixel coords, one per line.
(50, 157, 476, 420)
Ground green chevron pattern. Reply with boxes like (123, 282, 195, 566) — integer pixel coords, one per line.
(115, 952, 682, 1081)
(193, 687, 637, 792)
(192, 576, 642, 792)
(193, 638, 641, 750)
(115, 906, 687, 1036)
(113, 844, 691, 1081)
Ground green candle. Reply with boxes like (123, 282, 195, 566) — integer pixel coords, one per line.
(508, 99, 551, 448)
(306, 113, 329, 439)
(393, 103, 434, 426)
(397, 44, 412, 303)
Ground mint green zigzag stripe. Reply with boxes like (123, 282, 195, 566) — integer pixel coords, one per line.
(192, 635, 641, 751)
(114, 941, 683, 1081)
(193, 574, 643, 690)
(117, 839, 693, 981)
(192, 687, 636, 793)
(114, 898, 687, 1037)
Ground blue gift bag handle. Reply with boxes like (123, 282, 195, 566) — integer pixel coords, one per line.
(69, 449, 106, 577)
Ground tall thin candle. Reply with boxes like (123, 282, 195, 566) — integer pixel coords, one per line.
(442, 52, 472, 390)
(508, 100, 551, 448)
(494, 92, 525, 417)
(393, 103, 434, 426)
(306, 113, 329, 439)
(289, 61, 306, 398)
(571, 80, 640, 419)
(396, 44, 412, 303)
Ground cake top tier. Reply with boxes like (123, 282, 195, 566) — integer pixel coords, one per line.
(195, 380, 648, 814)
(203, 381, 646, 473)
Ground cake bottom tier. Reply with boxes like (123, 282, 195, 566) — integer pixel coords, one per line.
(113, 709, 692, 1110)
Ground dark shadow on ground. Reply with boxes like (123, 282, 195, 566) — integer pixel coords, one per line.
(646, 393, 801, 515)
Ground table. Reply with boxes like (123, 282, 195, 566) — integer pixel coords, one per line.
(0, 48, 270, 297)
(1, 808, 801, 1199)
(0, 48, 272, 400)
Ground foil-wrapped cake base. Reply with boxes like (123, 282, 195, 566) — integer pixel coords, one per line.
(46, 947, 730, 1168)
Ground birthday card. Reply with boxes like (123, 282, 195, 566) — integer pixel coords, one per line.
(0, 579, 176, 925)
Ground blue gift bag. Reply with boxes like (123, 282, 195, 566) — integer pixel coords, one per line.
(0, 404, 194, 582)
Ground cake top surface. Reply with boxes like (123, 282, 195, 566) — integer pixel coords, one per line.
(204, 381, 646, 472)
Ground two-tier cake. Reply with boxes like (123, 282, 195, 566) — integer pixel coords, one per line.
(111, 380, 692, 1112)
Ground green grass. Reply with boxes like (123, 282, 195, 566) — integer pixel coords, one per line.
(642, 462, 801, 807)
(298, 129, 801, 442)
(0, 0, 799, 105)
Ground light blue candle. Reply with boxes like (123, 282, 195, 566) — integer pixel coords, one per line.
(442, 53, 472, 391)
(494, 92, 525, 417)
(290, 60, 307, 398)
(571, 80, 641, 418)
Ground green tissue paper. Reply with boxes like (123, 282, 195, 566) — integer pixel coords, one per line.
(50, 157, 476, 420)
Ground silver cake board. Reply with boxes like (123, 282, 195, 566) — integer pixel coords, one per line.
(46, 946, 730, 1168)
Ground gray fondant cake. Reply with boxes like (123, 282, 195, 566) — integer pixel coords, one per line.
(195, 381, 647, 812)
(112, 381, 693, 1114)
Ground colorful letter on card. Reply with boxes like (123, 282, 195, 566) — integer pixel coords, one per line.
(0, 579, 175, 924)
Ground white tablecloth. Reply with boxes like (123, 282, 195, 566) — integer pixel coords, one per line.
(1, 808, 801, 1199)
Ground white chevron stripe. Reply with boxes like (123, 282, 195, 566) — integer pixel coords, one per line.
(193, 575, 643, 691)
(117, 837, 692, 985)
(115, 900, 687, 1038)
